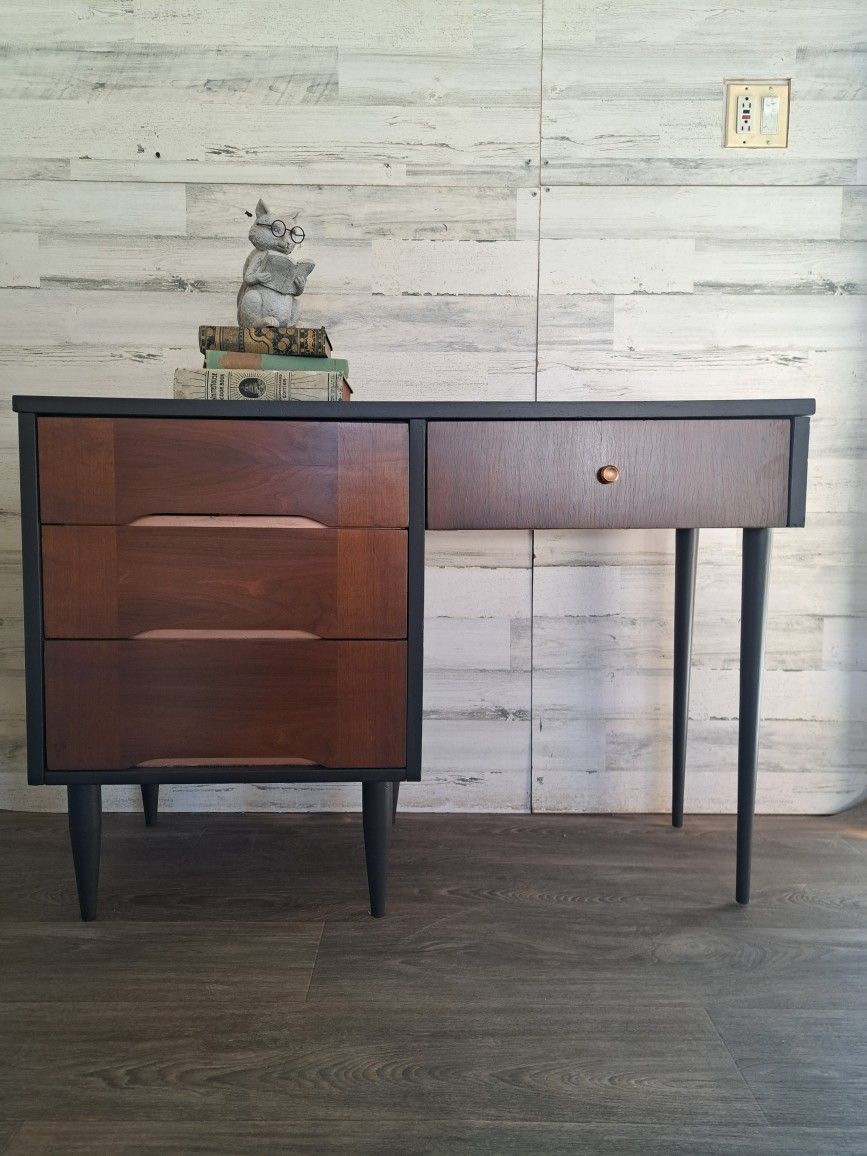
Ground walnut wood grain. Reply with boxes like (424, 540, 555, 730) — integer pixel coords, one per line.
(41, 526, 407, 639)
(427, 419, 791, 529)
(44, 640, 406, 770)
(38, 418, 408, 527)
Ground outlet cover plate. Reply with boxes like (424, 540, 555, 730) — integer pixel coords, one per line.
(724, 80, 790, 148)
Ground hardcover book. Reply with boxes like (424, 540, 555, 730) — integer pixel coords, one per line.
(174, 368, 350, 402)
(205, 350, 349, 376)
(198, 325, 332, 357)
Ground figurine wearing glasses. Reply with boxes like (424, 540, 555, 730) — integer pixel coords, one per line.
(237, 198, 315, 327)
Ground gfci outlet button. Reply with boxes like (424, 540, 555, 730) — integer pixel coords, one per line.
(724, 80, 790, 148)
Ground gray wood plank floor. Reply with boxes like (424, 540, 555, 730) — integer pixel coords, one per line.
(0, 807, 864, 1154)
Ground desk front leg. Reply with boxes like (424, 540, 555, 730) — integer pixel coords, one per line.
(141, 783, 159, 827)
(672, 528, 699, 828)
(363, 781, 393, 917)
(68, 784, 102, 921)
(736, 528, 772, 905)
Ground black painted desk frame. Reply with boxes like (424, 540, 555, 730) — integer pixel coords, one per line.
(14, 397, 814, 917)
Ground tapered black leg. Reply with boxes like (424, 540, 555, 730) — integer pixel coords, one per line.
(141, 783, 159, 827)
(672, 528, 699, 828)
(392, 780, 400, 825)
(362, 782, 392, 917)
(67, 785, 102, 921)
(736, 528, 772, 905)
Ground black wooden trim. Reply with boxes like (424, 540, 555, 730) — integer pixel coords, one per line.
(12, 396, 817, 420)
(787, 415, 811, 527)
(44, 768, 408, 786)
(405, 420, 426, 782)
(18, 412, 46, 785)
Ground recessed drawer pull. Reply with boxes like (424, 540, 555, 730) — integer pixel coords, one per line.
(137, 757, 320, 767)
(133, 630, 322, 640)
(130, 515, 328, 529)
(597, 464, 620, 484)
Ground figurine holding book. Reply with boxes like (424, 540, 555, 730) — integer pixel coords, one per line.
(237, 199, 315, 327)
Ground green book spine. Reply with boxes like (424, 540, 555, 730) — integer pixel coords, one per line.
(205, 350, 349, 376)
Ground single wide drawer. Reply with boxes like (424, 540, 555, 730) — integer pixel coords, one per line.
(44, 640, 406, 769)
(427, 419, 792, 529)
(38, 418, 408, 526)
(42, 524, 407, 639)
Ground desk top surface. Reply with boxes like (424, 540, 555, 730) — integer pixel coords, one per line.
(13, 397, 816, 420)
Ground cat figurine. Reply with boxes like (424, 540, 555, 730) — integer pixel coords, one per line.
(236, 198, 316, 327)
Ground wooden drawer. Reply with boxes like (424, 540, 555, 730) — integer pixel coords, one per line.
(42, 524, 407, 639)
(38, 418, 408, 527)
(427, 419, 792, 529)
(44, 640, 406, 769)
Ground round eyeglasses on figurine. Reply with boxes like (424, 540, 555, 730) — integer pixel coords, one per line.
(268, 220, 305, 243)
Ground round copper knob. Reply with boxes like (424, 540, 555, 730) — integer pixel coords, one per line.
(597, 464, 620, 484)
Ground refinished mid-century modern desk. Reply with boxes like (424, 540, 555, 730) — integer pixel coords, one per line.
(13, 396, 814, 920)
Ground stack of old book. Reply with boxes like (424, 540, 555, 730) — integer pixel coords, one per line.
(173, 325, 351, 402)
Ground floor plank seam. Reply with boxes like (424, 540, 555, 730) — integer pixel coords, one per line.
(302, 922, 326, 1003)
(701, 1006, 770, 1125)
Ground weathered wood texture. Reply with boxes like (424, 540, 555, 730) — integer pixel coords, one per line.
(0, 0, 864, 812)
(42, 525, 407, 639)
(44, 640, 407, 769)
(0, 807, 864, 1150)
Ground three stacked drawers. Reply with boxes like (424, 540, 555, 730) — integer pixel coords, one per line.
(37, 418, 409, 771)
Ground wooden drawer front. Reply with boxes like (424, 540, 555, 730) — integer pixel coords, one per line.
(38, 418, 408, 527)
(427, 419, 791, 529)
(44, 640, 406, 769)
(42, 525, 407, 639)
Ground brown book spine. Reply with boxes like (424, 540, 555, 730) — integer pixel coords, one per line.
(198, 326, 332, 357)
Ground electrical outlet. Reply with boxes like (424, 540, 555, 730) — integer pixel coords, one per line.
(736, 94, 754, 134)
(724, 80, 790, 148)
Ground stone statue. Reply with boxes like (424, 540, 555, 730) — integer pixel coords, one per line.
(237, 198, 315, 327)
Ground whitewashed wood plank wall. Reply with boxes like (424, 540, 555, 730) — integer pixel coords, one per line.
(0, 0, 864, 814)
